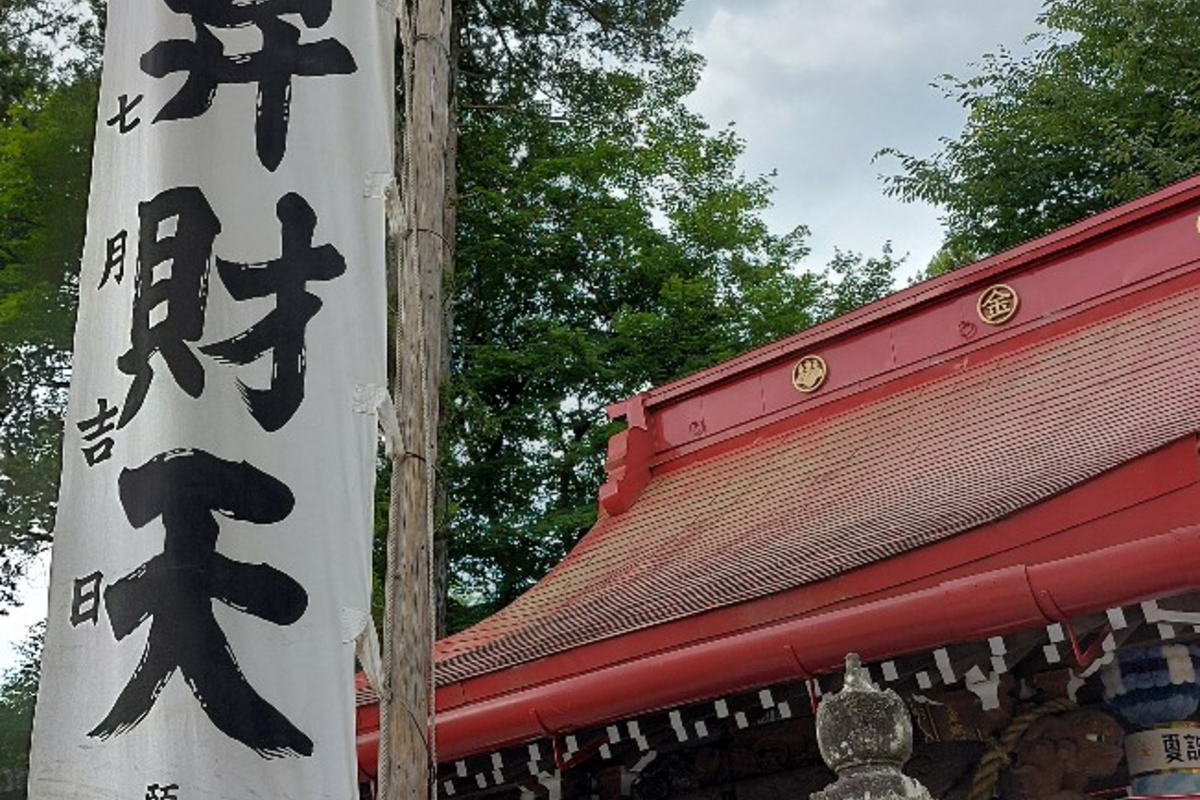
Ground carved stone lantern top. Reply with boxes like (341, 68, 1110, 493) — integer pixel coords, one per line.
(811, 653, 933, 800)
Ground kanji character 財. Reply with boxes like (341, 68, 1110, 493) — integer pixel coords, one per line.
(117, 188, 219, 428)
(201, 193, 346, 431)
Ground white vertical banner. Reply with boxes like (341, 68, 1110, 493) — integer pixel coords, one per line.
(28, 0, 393, 797)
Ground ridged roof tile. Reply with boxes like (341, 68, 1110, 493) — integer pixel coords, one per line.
(436, 286, 1200, 684)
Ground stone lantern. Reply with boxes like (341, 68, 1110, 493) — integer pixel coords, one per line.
(811, 653, 933, 800)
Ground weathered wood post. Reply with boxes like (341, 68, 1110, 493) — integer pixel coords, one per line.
(379, 0, 451, 797)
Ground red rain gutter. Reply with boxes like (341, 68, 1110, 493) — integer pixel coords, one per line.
(357, 525, 1200, 771)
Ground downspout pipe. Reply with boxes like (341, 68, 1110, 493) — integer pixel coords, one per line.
(358, 525, 1200, 770)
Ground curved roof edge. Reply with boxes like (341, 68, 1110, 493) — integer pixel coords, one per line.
(359, 524, 1200, 764)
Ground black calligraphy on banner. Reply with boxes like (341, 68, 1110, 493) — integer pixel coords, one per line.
(201, 193, 346, 431)
(100, 230, 128, 289)
(106, 93, 143, 134)
(145, 783, 179, 800)
(117, 188, 218, 428)
(117, 187, 343, 432)
(70, 572, 103, 626)
(77, 398, 120, 466)
(89, 449, 312, 758)
(140, 0, 357, 171)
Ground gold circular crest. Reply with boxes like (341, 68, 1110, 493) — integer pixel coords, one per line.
(977, 284, 1020, 325)
(791, 355, 828, 394)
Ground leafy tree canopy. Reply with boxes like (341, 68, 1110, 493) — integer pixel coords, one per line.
(444, 21, 901, 626)
(0, 0, 98, 604)
(879, 0, 1200, 270)
(0, 621, 41, 773)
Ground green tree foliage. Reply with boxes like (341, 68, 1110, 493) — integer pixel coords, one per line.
(2, 0, 68, 110)
(879, 0, 1200, 269)
(0, 0, 98, 604)
(443, 8, 900, 626)
(0, 621, 42, 774)
(0, 0, 102, 110)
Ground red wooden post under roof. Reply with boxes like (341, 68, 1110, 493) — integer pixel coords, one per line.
(358, 173, 1200, 795)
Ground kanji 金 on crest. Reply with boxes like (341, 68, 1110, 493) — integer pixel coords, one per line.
(792, 355, 828, 394)
(977, 284, 1020, 325)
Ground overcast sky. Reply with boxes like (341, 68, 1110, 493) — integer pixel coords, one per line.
(677, 0, 1046, 280)
(0, 2, 1056, 672)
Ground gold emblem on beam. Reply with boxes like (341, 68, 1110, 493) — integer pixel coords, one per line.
(792, 355, 828, 393)
(977, 284, 1020, 325)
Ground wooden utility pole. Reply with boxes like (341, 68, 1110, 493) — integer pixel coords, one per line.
(379, 0, 451, 797)
(433, 3, 459, 640)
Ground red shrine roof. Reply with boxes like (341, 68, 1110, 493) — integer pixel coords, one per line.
(437, 173, 1200, 683)
(360, 174, 1200, 769)
(438, 287, 1200, 683)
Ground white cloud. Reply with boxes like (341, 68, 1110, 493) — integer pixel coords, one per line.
(677, 0, 1045, 277)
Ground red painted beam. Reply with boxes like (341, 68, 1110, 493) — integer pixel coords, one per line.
(618, 174, 1200, 414)
(357, 524, 1200, 772)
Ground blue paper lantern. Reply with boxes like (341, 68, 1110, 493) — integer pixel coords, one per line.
(1102, 644, 1200, 727)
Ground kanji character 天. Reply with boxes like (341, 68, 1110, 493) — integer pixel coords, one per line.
(90, 449, 311, 758)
